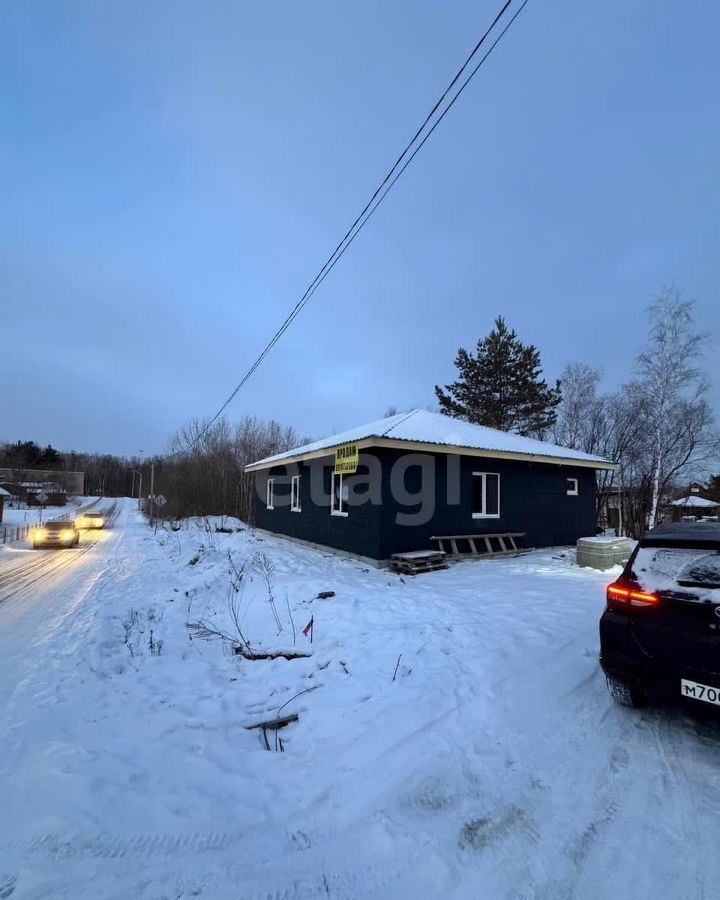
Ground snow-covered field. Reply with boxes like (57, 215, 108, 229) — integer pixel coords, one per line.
(1, 498, 719, 899)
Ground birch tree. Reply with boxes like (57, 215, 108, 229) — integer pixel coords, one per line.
(553, 363, 605, 452)
(631, 286, 714, 527)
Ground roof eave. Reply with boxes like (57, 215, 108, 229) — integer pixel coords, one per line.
(244, 435, 617, 472)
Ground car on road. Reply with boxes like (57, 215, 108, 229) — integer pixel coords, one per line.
(600, 522, 720, 710)
(31, 521, 80, 549)
(76, 512, 106, 529)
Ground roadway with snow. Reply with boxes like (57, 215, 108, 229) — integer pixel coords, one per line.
(0, 498, 718, 899)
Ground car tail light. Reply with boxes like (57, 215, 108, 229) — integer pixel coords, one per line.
(607, 581, 659, 610)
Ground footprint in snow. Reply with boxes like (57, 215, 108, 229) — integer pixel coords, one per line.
(459, 805, 534, 851)
(609, 745, 629, 774)
(0, 874, 16, 899)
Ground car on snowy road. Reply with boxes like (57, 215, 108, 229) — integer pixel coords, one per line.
(600, 522, 720, 710)
(76, 512, 106, 529)
(30, 520, 80, 549)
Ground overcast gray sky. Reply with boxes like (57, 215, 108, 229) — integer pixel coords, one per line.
(2, 1, 718, 456)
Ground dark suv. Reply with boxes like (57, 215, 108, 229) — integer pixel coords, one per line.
(600, 522, 720, 709)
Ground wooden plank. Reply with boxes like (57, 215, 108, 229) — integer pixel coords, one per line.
(391, 554, 449, 575)
(450, 538, 459, 555)
(468, 538, 478, 554)
(497, 536, 508, 552)
(484, 536, 493, 554)
(393, 550, 446, 561)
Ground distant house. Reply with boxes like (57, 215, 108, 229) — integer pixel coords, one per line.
(0, 467, 84, 498)
(0, 480, 68, 507)
(668, 495, 720, 521)
(245, 409, 616, 564)
(25, 486, 68, 507)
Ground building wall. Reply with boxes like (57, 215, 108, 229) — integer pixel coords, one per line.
(374, 448, 597, 559)
(254, 454, 384, 560)
(253, 448, 598, 561)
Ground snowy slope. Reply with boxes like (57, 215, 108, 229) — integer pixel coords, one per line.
(246, 409, 614, 469)
(0, 501, 718, 899)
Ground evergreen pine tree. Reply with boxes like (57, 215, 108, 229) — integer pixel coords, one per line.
(434, 316, 562, 437)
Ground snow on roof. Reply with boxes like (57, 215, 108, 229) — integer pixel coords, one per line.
(0, 487, 10, 497)
(670, 495, 720, 508)
(246, 409, 615, 470)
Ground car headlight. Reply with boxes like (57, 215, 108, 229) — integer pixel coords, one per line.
(61, 530, 73, 540)
(33, 529, 46, 541)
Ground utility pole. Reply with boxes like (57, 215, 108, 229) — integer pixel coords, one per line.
(137, 450, 145, 510)
(149, 462, 155, 522)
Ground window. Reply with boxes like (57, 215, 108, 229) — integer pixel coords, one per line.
(472, 472, 500, 519)
(331, 472, 349, 516)
(630, 548, 720, 593)
(291, 475, 301, 512)
(266, 478, 274, 510)
(567, 478, 579, 496)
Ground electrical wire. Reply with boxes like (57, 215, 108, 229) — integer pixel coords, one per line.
(193, 0, 530, 443)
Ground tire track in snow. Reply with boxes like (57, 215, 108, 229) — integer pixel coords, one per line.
(2, 830, 237, 859)
(1, 828, 428, 900)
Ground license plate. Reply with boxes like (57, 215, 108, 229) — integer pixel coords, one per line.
(681, 679, 720, 705)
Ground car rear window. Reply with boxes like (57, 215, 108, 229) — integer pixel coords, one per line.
(631, 547, 720, 594)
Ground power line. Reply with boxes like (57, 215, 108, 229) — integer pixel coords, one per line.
(246, 0, 531, 382)
(195, 0, 530, 443)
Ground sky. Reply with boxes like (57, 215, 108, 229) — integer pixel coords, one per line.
(1, 0, 719, 457)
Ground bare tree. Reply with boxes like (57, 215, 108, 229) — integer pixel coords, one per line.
(631, 286, 715, 526)
(161, 415, 306, 522)
(553, 363, 605, 452)
(554, 288, 718, 536)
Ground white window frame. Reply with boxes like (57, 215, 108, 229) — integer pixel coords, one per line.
(266, 478, 275, 510)
(331, 471, 349, 517)
(471, 471, 501, 519)
(291, 475, 301, 512)
(567, 478, 579, 496)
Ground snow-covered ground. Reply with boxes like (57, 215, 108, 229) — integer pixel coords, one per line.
(1, 498, 719, 899)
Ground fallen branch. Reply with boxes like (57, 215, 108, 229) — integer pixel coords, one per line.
(392, 654, 402, 682)
(274, 686, 319, 751)
(233, 647, 311, 661)
(245, 712, 299, 731)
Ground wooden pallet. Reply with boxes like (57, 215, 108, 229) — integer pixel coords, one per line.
(390, 550, 449, 576)
(430, 532, 526, 559)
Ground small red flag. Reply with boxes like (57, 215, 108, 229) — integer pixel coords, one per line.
(303, 615, 314, 642)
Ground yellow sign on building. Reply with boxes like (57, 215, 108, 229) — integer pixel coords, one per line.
(335, 443, 359, 474)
